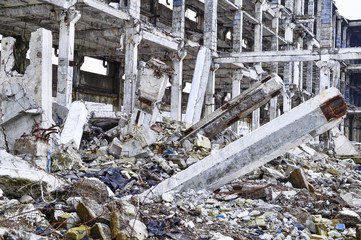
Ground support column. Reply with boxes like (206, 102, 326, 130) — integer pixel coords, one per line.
(123, 0, 141, 114)
(252, 0, 263, 130)
(306, 40, 314, 94)
(283, 20, 294, 112)
(171, 0, 186, 121)
(123, 21, 141, 113)
(336, 16, 342, 48)
(231, 71, 242, 133)
(231, 0, 243, 130)
(56, 9, 81, 108)
(204, 0, 218, 116)
(270, 14, 279, 120)
(342, 26, 348, 48)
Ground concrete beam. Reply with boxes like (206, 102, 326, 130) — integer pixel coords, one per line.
(141, 87, 347, 197)
(0, 4, 54, 18)
(38, 0, 76, 9)
(215, 48, 361, 64)
(142, 30, 179, 51)
(181, 74, 284, 140)
(78, 0, 130, 20)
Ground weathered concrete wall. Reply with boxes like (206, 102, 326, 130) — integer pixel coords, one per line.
(0, 28, 52, 151)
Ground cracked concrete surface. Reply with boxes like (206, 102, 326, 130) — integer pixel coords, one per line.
(0, 28, 53, 152)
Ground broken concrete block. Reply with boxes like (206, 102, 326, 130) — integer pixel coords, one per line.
(76, 199, 110, 225)
(195, 134, 211, 150)
(66, 225, 90, 240)
(60, 101, 88, 149)
(140, 87, 347, 198)
(107, 137, 123, 157)
(182, 74, 284, 140)
(336, 209, 361, 227)
(287, 167, 310, 190)
(51, 146, 82, 171)
(52, 102, 69, 125)
(13, 136, 49, 158)
(0, 150, 65, 198)
(121, 139, 147, 158)
(127, 219, 148, 240)
(77, 177, 113, 203)
(331, 127, 361, 157)
(91, 223, 112, 240)
(137, 59, 172, 115)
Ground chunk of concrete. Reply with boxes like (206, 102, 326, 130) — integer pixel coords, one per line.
(140, 87, 347, 198)
(60, 101, 88, 149)
(107, 137, 123, 157)
(331, 127, 361, 157)
(0, 150, 65, 198)
(182, 74, 284, 140)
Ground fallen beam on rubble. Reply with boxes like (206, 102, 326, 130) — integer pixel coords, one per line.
(140, 87, 347, 198)
(181, 74, 284, 140)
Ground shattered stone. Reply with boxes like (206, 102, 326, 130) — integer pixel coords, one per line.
(90, 223, 112, 240)
(66, 225, 90, 240)
(287, 167, 310, 190)
(107, 137, 123, 157)
(51, 146, 82, 172)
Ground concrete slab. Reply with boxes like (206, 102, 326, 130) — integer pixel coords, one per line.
(60, 101, 88, 149)
(140, 87, 347, 198)
(331, 127, 361, 157)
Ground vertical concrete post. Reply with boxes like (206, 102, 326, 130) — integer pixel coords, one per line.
(123, 0, 141, 114)
(336, 17, 342, 48)
(204, 0, 218, 116)
(231, 0, 243, 130)
(252, 0, 263, 130)
(231, 71, 242, 133)
(306, 40, 314, 94)
(171, 0, 186, 121)
(270, 14, 279, 120)
(342, 26, 348, 48)
(56, 9, 81, 108)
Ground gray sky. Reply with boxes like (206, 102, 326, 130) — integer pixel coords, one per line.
(334, 0, 361, 20)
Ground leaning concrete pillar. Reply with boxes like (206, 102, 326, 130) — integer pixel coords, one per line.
(56, 9, 81, 109)
(204, 0, 218, 116)
(342, 26, 348, 48)
(185, 47, 212, 125)
(170, 0, 186, 121)
(182, 74, 284, 141)
(141, 87, 347, 197)
(336, 16, 342, 48)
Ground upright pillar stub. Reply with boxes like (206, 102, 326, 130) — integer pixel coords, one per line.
(56, 9, 81, 109)
(170, 0, 186, 121)
(123, 0, 141, 114)
(204, 0, 218, 116)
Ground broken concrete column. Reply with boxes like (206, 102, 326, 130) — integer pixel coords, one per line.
(56, 9, 81, 108)
(60, 101, 88, 149)
(0, 28, 53, 152)
(182, 74, 284, 140)
(184, 46, 212, 125)
(137, 59, 172, 124)
(141, 87, 347, 197)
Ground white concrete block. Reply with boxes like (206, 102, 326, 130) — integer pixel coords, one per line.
(60, 101, 88, 149)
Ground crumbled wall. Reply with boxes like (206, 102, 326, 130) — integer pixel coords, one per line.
(0, 28, 52, 151)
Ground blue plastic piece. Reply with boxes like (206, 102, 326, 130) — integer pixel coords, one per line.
(47, 150, 51, 172)
(336, 223, 345, 230)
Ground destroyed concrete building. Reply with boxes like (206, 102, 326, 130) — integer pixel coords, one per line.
(1, 0, 361, 239)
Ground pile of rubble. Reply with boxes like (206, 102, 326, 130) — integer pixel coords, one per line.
(0, 52, 360, 239)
